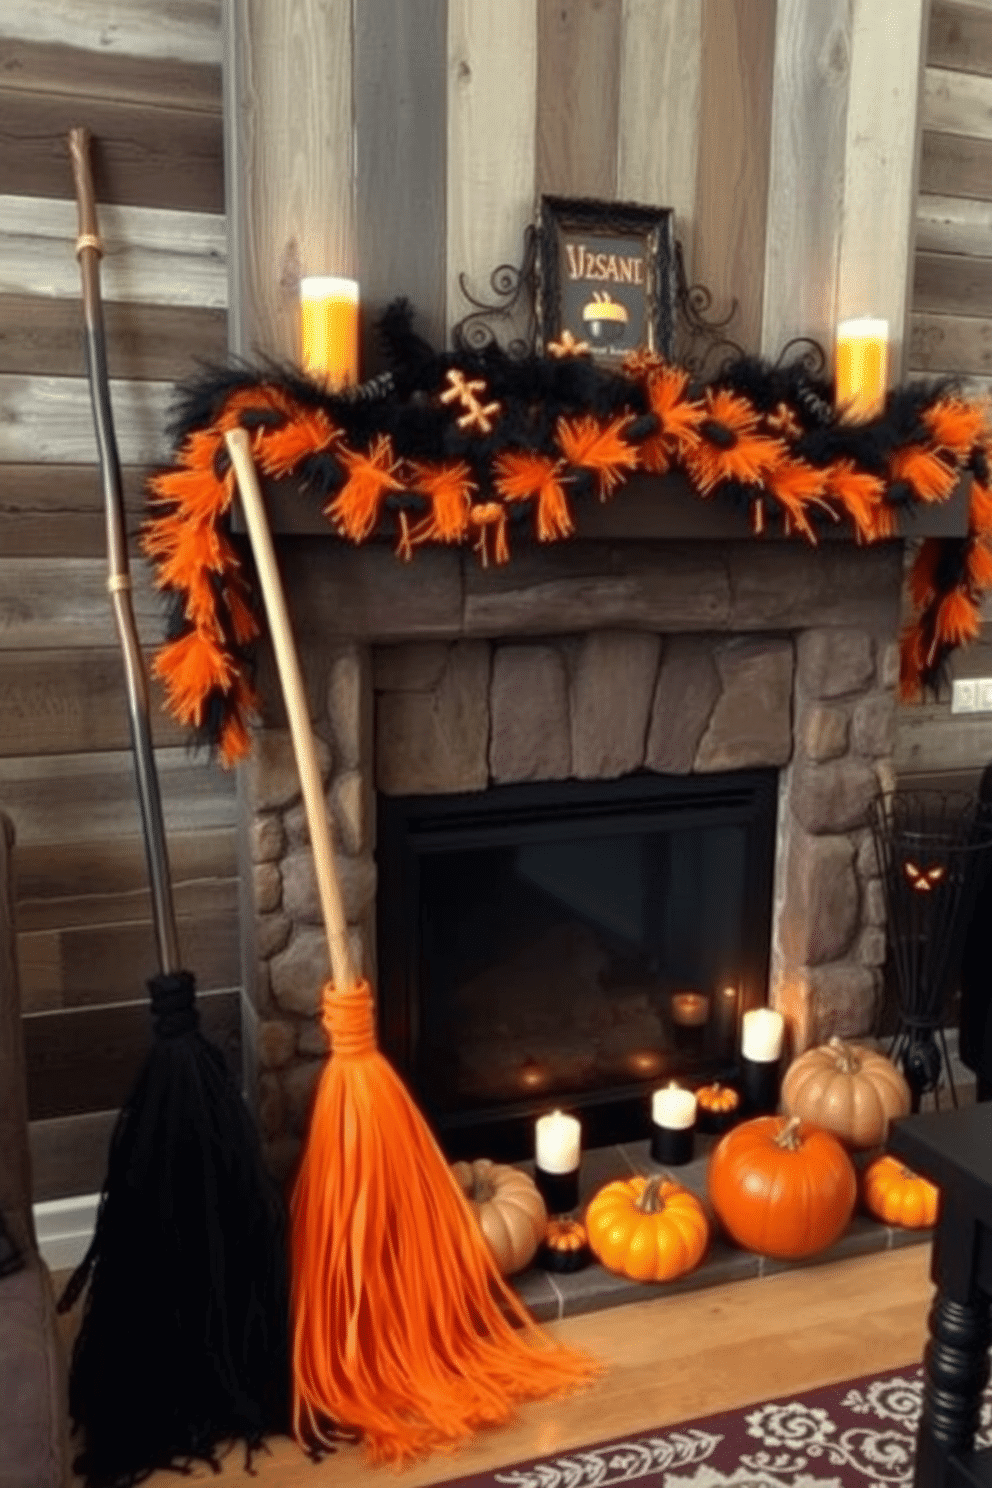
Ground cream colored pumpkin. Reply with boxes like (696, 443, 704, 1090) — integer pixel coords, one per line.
(781, 1037, 911, 1149)
(452, 1158, 548, 1275)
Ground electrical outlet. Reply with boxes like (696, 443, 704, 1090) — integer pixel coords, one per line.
(953, 679, 977, 713)
(979, 679, 992, 713)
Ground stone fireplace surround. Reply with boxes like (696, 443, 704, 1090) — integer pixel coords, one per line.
(238, 534, 903, 1181)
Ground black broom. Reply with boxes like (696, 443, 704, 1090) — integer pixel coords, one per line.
(58, 127, 290, 1487)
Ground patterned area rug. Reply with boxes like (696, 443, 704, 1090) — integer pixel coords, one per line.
(436, 1367, 992, 1488)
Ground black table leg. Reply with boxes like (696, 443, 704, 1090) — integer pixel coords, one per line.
(914, 1195, 992, 1488)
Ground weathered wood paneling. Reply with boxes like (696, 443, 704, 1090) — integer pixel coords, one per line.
(29, 1108, 118, 1203)
(0, 91, 223, 213)
(0, 35, 221, 111)
(446, 0, 538, 342)
(0, 374, 174, 465)
(924, 63, 992, 138)
(19, 905, 239, 1013)
(0, 195, 227, 306)
(0, 649, 185, 757)
(0, 750, 235, 847)
(920, 129, 992, 197)
(0, 557, 168, 651)
(0, 295, 226, 379)
(916, 191, 992, 255)
(911, 310, 992, 375)
(694, 0, 777, 354)
(0, 464, 150, 558)
(353, 0, 448, 364)
(14, 829, 237, 928)
(928, 0, 992, 76)
(913, 249, 992, 316)
(536, 0, 622, 199)
(0, 1, 223, 66)
(23, 987, 241, 1122)
(761, 0, 852, 361)
(224, 0, 354, 362)
(835, 0, 928, 379)
(617, 0, 702, 273)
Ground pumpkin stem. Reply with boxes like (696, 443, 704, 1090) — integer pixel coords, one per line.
(827, 1034, 860, 1075)
(635, 1176, 669, 1214)
(773, 1115, 804, 1151)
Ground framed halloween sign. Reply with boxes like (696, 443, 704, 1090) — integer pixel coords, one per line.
(536, 196, 676, 363)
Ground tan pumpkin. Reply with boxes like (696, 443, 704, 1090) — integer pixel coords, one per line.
(585, 1175, 709, 1283)
(452, 1158, 547, 1275)
(862, 1155, 940, 1229)
(780, 1037, 911, 1149)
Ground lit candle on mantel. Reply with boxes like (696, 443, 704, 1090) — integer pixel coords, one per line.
(651, 1081, 696, 1165)
(299, 275, 360, 391)
(534, 1110, 581, 1214)
(741, 1008, 785, 1063)
(670, 991, 710, 1028)
(835, 317, 889, 424)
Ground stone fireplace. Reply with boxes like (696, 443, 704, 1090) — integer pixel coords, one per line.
(238, 533, 902, 1180)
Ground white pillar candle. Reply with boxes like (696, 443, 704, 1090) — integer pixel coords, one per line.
(651, 1082, 697, 1130)
(741, 1007, 785, 1063)
(535, 1110, 581, 1174)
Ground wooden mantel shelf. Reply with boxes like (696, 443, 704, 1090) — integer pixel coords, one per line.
(252, 467, 970, 544)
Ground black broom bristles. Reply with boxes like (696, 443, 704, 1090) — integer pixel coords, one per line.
(59, 972, 291, 1487)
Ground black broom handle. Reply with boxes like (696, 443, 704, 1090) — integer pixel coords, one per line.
(68, 127, 181, 975)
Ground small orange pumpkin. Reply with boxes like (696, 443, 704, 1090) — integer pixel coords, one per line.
(537, 1218, 591, 1273)
(696, 1083, 741, 1134)
(585, 1175, 709, 1282)
(452, 1158, 547, 1275)
(781, 1037, 911, 1149)
(862, 1155, 940, 1229)
(707, 1114, 856, 1259)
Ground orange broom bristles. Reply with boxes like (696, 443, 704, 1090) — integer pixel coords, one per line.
(290, 981, 599, 1465)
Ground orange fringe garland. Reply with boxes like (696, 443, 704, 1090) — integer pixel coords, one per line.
(142, 373, 992, 760)
(290, 980, 599, 1464)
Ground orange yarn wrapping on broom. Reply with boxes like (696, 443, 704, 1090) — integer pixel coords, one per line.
(290, 978, 600, 1464)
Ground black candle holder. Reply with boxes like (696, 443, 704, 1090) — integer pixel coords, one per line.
(650, 1123, 694, 1165)
(534, 1165, 580, 1215)
(740, 1055, 780, 1116)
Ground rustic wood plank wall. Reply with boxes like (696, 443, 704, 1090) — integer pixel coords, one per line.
(896, 0, 992, 784)
(0, 0, 238, 1202)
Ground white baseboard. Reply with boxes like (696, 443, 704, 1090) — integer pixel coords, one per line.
(33, 1193, 98, 1274)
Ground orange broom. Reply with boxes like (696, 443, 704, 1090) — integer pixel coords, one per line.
(223, 428, 599, 1465)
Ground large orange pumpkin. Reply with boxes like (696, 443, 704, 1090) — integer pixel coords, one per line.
(585, 1175, 709, 1282)
(781, 1037, 910, 1149)
(862, 1155, 940, 1229)
(707, 1115, 857, 1259)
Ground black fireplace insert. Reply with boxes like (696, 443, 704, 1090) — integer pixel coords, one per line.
(376, 769, 778, 1160)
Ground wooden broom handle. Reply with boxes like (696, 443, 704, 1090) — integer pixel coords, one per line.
(225, 428, 356, 995)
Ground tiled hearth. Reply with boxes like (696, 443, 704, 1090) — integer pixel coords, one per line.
(510, 1135, 930, 1324)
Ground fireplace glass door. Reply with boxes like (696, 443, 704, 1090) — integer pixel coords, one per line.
(377, 770, 777, 1159)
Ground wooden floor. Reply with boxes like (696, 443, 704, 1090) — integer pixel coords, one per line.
(93, 1243, 932, 1487)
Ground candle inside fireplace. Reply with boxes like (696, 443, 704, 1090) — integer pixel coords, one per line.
(670, 991, 710, 1027)
(741, 1007, 785, 1063)
(535, 1110, 581, 1174)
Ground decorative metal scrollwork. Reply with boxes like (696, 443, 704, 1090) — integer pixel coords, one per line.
(452, 225, 539, 357)
(450, 228, 828, 386)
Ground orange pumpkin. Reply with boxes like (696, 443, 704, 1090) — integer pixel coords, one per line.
(451, 1158, 547, 1275)
(862, 1155, 940, 1229)
(707, 1114, 856, 1259)
(585, 1175, 709, 1282)
(781, 1037, 910, 1149)
(537, 1218, 591, 1273)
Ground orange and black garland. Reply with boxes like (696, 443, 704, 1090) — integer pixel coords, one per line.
(143, 302, 992, 765)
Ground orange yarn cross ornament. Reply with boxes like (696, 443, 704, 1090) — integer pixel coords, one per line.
(224, 430, 599, 1465)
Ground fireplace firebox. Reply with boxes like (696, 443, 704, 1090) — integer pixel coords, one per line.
(376, 769, 778, 1160)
